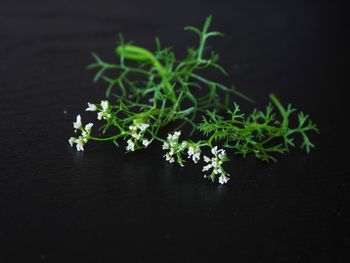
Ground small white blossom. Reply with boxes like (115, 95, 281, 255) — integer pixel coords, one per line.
(75, 136, 85, 151)
(131, 132, 141, 140)
(202, 164, 212, 172)
(172, 131, 181, 141)
(165, 153, 175, 163)
(180, 141, 188, 149)
(204, 156, 211, 163)
(69, 116, 94, 151)
(167, 131, 181, 141)
(126, 139, 135, 151)
(211, 146, 218, 155)
(73, 115, 82, 131)
(84, 123, 93, 132)
(142, 139, 150, 147)
(162, 142, 170, 150)
(125, 119, 151, 152)
(81, 123, 93, 139)
(69, 137, 76, 147)
(97, 112, 111, 120)
(219, 175, 230, 185)
(138, 123, 149, 132)
(129, 120, 149, 138)
(129, 125, 137, 131)
(218, 150, 226, 160)
(202, 146, 230, 184)
(101, 100, 109, 111)
(192, 152, 201, 163)
(187, 145, 201, 163)
(85, 103, 97, 112)
(97, 112, 103, 120)
(96, 100, 111, 120)
(188, 146, 195, 156)
(163, 131, 187, 166)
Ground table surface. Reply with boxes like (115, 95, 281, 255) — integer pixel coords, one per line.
(1, 0, 348, 262)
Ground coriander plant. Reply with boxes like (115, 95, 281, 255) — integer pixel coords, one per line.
(69, 16, 318, 184)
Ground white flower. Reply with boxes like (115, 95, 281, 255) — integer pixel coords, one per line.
(202, 164, 212, 172)
(85, 103, 97, 112)
(125, 120, 151, 152)
(162, 142, 170, 150)
(218, 150, 226, 160)
(131, 132, 141, 140)
(174, 131, 181, 137)
(211, 146, 218, 155)
(167, 131, 181, 141)
(180, 141, 188, 150)
(101, 100, 109, 111)
(69, 116, 94, 151)
(96, 100, 111, 120)
(81, 123, 93, 139)
(213, 167, 221, 174)
(202, 146, 230, 184)
(142, 139, 150, 147)
(187, 145, 201, 163)
(75, 136, 85, 151)
(84, 123, 93, 132)
(219, 175, 230, 185)
(97, 112, 103, 120)
(188, 146, 195, 156)
(73, 115, 82, 130)
(126, 139, 135, 151)
(69, 137, 76, 147)
(192, 152, 201, 163)
(172, 131, 181, 140)
(129, 125, 137, 131)
(97, 112, 111, 120)
(138, 123, 149, 132)
(163, 131, 185, 164)
(165, 153, 175, 163)
(128, 120, 150, 141)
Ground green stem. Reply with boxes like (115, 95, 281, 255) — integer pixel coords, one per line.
(115, 44, 177, 102)
(208, 131, 220, 146)
(197, 16, 212, 60)
(269, 93, 288, 128)
(90, 134, 124, 141)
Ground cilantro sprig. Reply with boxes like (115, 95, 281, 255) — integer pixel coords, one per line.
(69, 16, 318, 184)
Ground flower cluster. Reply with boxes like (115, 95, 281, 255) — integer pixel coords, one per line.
(162, 132, 229, 183)
(187, 144, 201, 163)
(69, 115, 94, 151)
(162, 131, 187, 166)
(126, 119, 151, 152)
(203, 146, 230, 184)
(86, 100, 110, 120)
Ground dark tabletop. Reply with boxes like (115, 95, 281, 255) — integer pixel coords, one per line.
(0, 0, 348, 262)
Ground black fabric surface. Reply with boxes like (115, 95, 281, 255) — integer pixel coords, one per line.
(0, 0, 348, 262)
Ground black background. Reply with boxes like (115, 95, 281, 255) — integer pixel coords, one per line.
(0, 0, 349, 262)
